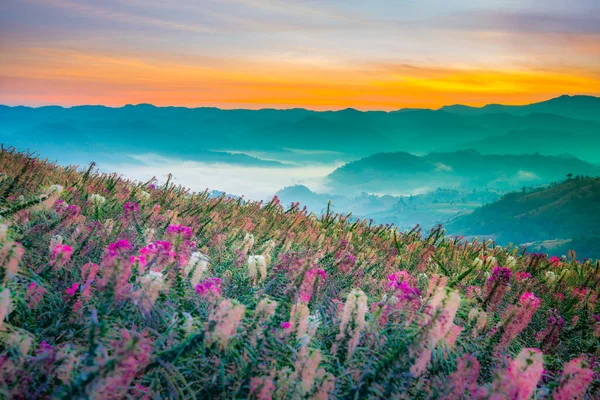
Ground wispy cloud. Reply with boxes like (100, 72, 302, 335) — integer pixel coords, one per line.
(1, 0, 599, 108)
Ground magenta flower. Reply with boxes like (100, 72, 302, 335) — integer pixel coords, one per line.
(123, 201, 139, 217)
(280, 321, 291, 329)
(166, 224, 193, 239)
(49, 244, 73, 269)
(107, 239, 133, 256)
(65, 283, 79, 297)
(196, 277, 222, 298)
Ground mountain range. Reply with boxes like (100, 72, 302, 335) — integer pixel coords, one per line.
(2, 95, 599, 164)
(326, 150, 600, 194)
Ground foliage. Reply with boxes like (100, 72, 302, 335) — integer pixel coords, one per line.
(0, 148, 599, 399)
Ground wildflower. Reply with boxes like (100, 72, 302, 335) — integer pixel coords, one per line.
(240, 233, 255, 255)
(0, 239, 24, 282)
(166, 224, 193, 240)
(123, 201, 139, 218)
(139, 190, 151, 202)
(288, 301, 311, 340)
(444, 354, 481, 398)
(249, 376, 276, 400)
(496, 292, 540, 351)
(37, 184, 63, 210)
(205, 298, 245, 348)
(298, 267, 325, 304)
(536, 310, 565, 352)
(6, 331, 33, 356)
(546, 271, 556, 282)
(54, 344, 80, 383)
(0, 288, 11, 330)
(93, 329, 153, 398)
(281, 321, 292, 330)
(515, 271, 532, 281)
(483, 266, 511, 311)
(293, 347, 323, 395)
(89, 193, 106, 206)
(248, 255, 268, 284)
(506, 255, 517, 268)
(552, 357, 594, 400)
(255, 298, 278, 323)
(181, 312, 195, 336)
(549, 256, 561, 267)
(490, 348, 544, 400)
(49, 244, 73, 269)
(65, 283, 79, 297)
(196, 277, 222, 300)
(185, 251, 210, 287)
(472, 257, 484, 268)
(412, 287, 461, 376)
(333, 289, 368, 360)
(138, 270, 165, 311)
(26, 282, 45, 308)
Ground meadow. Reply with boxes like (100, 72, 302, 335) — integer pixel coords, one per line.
(0, 147, 598, 399)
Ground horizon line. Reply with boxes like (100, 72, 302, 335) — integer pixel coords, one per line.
(1, 94, 597, 113)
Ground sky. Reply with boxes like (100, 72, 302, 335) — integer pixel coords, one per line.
(1, 0, 599, 110)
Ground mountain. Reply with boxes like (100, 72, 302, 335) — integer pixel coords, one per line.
(3, 95, 600, 164)
(445, 177, 600, 258)
(458, 128, 600, 162)
(440, 95, 600, 122)
(326, 150, 600, 194)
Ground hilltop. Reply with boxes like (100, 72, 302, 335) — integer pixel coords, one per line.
(446, 177, 600, 258)
(326, 150, 600, 194)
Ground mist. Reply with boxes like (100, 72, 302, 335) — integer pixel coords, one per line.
(103, 153, 342, 201)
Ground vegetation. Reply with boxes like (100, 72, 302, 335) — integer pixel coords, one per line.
(447, 177, 600, 259)
(0, 148, 599, 399)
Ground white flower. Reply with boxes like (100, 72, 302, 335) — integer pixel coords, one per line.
(506, 256, 517, 268)
(0, 224, 8, 240)
(186, 252, 210, 287)
(473, 258, 484, 268)
(48, 184, 63, 194)
(545, 271, 556, 282)
(248, 255, 267, 283)
(139, 190, 151, 202)
(89, 193, 106, 206)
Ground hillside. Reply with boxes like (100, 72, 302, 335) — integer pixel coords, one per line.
(326, 150, 600, 194)
(0, 148, 599, 398)
(446, 177, 600, 258)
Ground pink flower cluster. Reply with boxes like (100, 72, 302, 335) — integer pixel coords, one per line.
(196, 277, 222, 299)
(49, 244, 73, 269)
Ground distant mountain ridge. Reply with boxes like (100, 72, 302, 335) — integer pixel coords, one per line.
(439, 95, 600, 121)
(326, 150, 600, 194)
(2, 94, 600, 164)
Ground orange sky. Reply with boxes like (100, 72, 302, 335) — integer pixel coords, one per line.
(1, 0, 599, 110)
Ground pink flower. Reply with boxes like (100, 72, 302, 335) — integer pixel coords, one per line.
(107, 239, 133, 257)
(196, 277, 222, 299)
(124, 201, 139, 216)
(65, 283, 79, 297)
(49, 244, 73, 269)
(166, 224, 193, 239)
(548, 256, 561, 267)
(281, 321, 291, 329)
(520, 292, 541, 308)
(515, 272, 532, 281)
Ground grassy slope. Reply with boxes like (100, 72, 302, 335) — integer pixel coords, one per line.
(0, 148, 598, 398)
